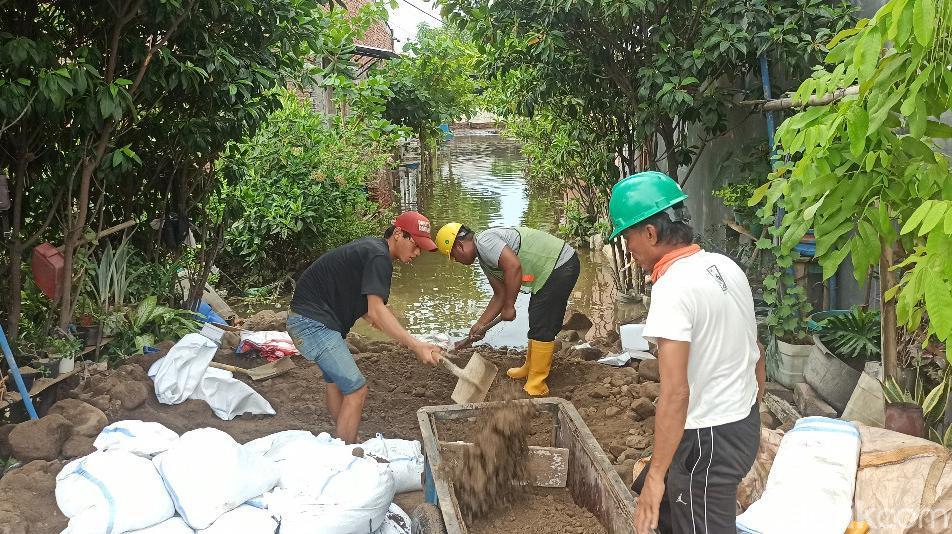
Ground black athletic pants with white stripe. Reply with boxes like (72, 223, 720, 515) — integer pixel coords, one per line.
(632, 404, 760, 534)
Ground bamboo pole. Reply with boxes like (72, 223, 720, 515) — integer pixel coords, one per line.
(880, 238, 898, 380)
(738, 85, 860, 111)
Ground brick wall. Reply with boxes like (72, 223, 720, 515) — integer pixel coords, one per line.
(342, 0, 394, 52)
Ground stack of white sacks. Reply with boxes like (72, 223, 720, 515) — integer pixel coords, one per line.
(55, 420, 423, 534)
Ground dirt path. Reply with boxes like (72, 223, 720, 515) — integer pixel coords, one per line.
(0, 335, 656, 533)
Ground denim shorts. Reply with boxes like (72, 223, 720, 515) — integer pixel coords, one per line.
(287, 312, 366, 395)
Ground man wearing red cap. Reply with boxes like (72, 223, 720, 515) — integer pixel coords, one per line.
(288, 211, 444, 443)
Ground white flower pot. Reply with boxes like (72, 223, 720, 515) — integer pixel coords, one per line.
(58, 355, 75, 374)
(775, 339, 812, 388)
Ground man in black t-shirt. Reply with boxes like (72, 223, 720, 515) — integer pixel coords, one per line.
(288, 211, 443, 443)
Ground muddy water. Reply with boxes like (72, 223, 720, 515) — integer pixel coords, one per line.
(351, 134, 618, 347)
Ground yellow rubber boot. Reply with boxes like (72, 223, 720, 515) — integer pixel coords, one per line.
(524, 340, 555, 396)
(506, 342, 533, 380)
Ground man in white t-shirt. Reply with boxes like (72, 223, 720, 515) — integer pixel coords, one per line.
(608, 171, 765, 534)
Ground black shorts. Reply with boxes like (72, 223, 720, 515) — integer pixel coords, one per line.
(528, 253, 581, 342)
(632, 404, 760, 534)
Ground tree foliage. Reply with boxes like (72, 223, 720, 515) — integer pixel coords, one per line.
(441, 0, 855, 181)
(757, 0, 952, 346)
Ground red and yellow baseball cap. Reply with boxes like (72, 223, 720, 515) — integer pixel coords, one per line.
(393, 211, 438, 252)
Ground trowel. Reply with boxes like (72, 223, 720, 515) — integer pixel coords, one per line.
(439, 316, 503, 404)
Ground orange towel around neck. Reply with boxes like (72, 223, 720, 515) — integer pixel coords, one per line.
(650, 244, 701, 283)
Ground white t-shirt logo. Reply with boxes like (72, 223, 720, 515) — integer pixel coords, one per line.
(707, 265, 727, 292)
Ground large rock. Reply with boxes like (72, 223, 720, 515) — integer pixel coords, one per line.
(630, 398, 656, 421)
(0, 460, 67, 533)
(243, 309, 288, 331)
(605, 406, 622, 417)
(640, 382, 661, 401)
(589, 385, 611, 399)
(113, 381, 149, 410)
(793, 382, 837, 418)
(562, 310, 593, 332)
(0, 424, 15, 458)
(48, 399, 107, 437)
(61, 435, 96, 459)
(8, 414, 72, 462)
(639, 359, 660, 382)
(574, 345, 603, 362)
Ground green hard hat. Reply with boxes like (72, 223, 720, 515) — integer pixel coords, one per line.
(608, 171, 688, 240)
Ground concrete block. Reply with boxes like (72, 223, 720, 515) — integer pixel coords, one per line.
(793, 382, 838, 418)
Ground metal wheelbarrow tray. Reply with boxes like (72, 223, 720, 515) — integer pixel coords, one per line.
(415, 397, 637, 534)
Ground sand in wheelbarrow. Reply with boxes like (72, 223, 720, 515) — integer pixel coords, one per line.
(447, 397, 607, 534)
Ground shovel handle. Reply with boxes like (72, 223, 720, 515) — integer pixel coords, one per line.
(209, 362, 248, 376)
(439, 357, 464, 378)
(455, 316, 504, 350)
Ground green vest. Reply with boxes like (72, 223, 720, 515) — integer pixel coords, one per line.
(480, 227, 567, 294)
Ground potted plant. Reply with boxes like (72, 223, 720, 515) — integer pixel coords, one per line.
(713, 182, 763, 235)
(766, 281, 814, 388)
(46, 335, 83, 375)
(804, 307, 876, 413)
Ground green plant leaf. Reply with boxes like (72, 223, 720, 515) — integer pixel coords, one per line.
(901, 200, 934, 234)
(925, 276, 952, 341)
(913, 0, 935, 46)
(918, 202, 947, 236)
(853, 26, 883, 80)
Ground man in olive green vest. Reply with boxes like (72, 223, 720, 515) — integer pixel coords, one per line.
(435, 223, 580, 396)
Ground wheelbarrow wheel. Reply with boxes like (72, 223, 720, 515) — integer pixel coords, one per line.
(411, 503, 447, 534)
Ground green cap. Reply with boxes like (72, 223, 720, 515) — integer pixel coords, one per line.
(608, 171, 688, 240)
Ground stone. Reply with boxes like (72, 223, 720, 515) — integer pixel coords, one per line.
(562, 310, 593, 332)
(605, 406, 622, 417)
(638, 359, 660, 382)
(603, 377, 612, 385)
(625, 434, 651, 450)
(8, 414, 72, 462)
(630, 398, 656, 421)
(616, 396, 633, 408)
(620, 384, 630, 395)
(242, 309, 288, 331)
(605, 329, 621, 345)
(61, 435, 96, 459)
(118, 364, 149, 383)
(614, 460, 637, 486)
(760, 407, 781, 430)
(640, 382, 661, 401)
(590, 385, 611, 399)
(412, 387, 427, 398)
(112, 381, 149, 410)
(575, 346, 603, 362)
(0, 424, 15, 458)
(610, 374, 629, 387)
(794, 382, 838, 418)
(48, 399, 107, 437)
(220, 330, 241, 350)
(618, 366, 639, 382)
(609, 442, 628, 457)
(765, 382, 796, 404)
(557, 330, 581, 343)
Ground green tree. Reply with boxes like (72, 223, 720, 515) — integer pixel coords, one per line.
(756, 0, 952, 373)
(380, 24, 479, 177)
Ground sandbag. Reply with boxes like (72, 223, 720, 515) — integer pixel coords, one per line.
(246, 431, 354, 494)
(149, 334, 218, 404)
(194, 505, 277, 534)
(361, 434, 424, 493)
(736, 427, 784, 511)
(56, 449, 176, 533)
(187, 367, 275, 420)
(374, 503, 411, 534)
(736, 417, 861, 534)
(852, 425, 952, 533)
(265, 456, 395, 534)
(93, 420, 180, 458)
(127, 517, 194, 533)
(153, 428, 279, 529)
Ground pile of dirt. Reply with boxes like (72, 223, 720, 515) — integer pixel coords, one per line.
(451, 399, 533, 523)
(469, 487, 606, 534)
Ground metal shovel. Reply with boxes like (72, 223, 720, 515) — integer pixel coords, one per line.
(438, 316, 504, 403)
(209, 357, 296, 381)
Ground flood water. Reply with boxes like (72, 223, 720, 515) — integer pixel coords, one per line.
(351, 134, 618, 347)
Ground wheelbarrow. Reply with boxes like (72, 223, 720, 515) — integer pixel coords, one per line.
(412, 397, 639, 534)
